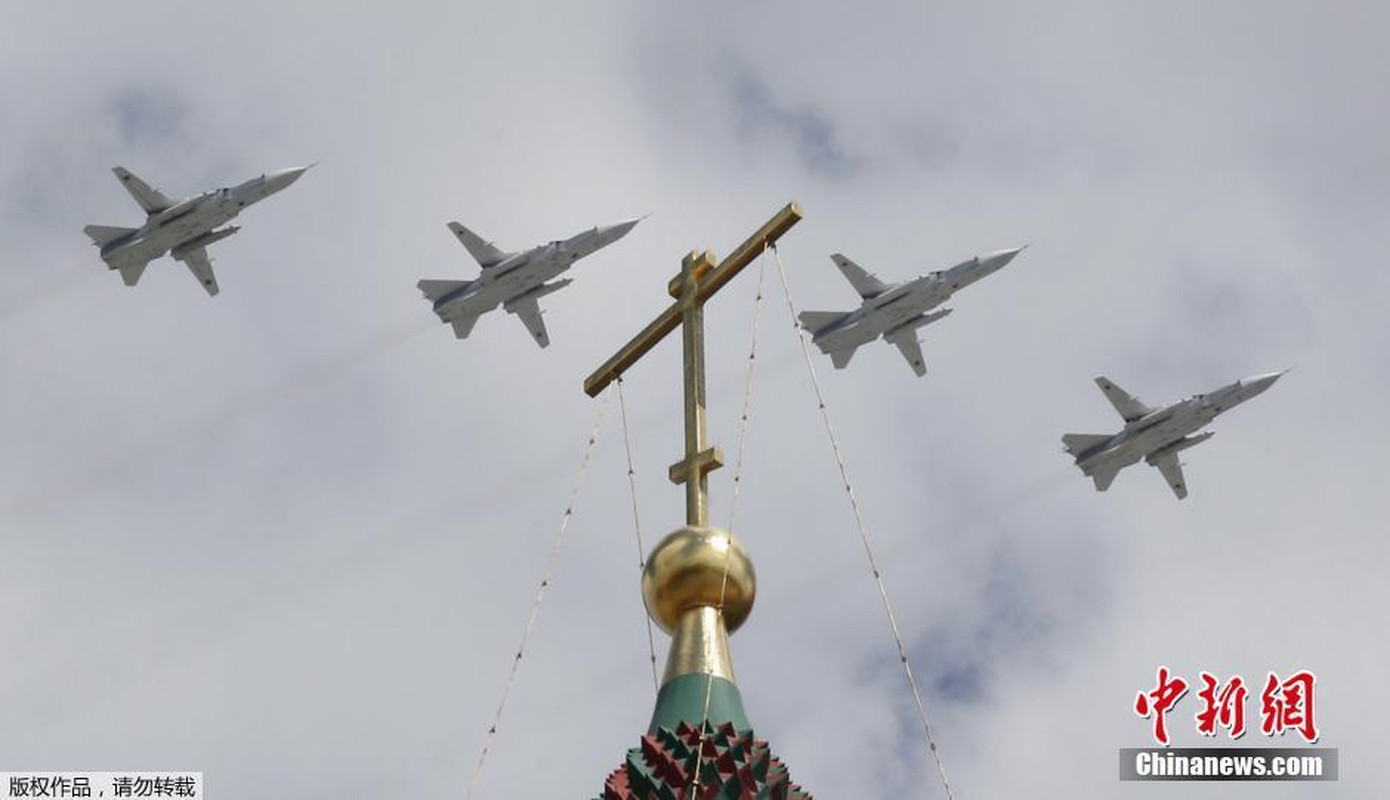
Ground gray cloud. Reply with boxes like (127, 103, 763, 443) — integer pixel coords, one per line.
(111, 87, 189, 148)
(727, 63, 862, 180)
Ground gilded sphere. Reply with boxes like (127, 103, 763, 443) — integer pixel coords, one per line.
(642, 526, 756, 635)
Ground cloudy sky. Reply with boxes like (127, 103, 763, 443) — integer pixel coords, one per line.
(2, 2, 1385, 797)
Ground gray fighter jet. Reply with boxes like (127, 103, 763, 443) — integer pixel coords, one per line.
(83, 165, 310, 296)
(418, 217, 641, 347)
(797, 247, 1024, 376)
(1063, 371, 1287, 499)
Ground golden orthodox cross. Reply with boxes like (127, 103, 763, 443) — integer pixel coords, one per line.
(584, 202, 802, 527)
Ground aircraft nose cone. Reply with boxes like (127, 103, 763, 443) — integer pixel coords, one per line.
(267, 165, 311, 190)
(608, 216, 643, 239)
(980, 246, 1025, 271)
(1242, 369, 1287, 395)
(595, 216, 644, 245)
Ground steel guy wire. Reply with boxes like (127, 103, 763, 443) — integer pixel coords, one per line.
(616, 376, 661, 695)
(770, 244, 956, 800)
(725, 247, 769, 535)
(465, 388, 610, 799)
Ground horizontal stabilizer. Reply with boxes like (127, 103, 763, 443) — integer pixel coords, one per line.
(797, 310, 843, 335)
(118, 262, 149, 287)
(450, 315, 480, 339)
(1091, 465, 1122, 492)
(447, 222, 507, 268)
(418, 279, 470, 302)
(84, 225, 137, 247)
(1095, 376, 1154, 422)
(829, 346, 859, 369)
(1062, 432, 1110, 456)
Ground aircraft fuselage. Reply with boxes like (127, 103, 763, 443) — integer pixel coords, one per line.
(1073, 374, 1281, 475)
(97, 170, 304, 269)
(811, 251, 1009, 352)
(431, 222, 635, 319)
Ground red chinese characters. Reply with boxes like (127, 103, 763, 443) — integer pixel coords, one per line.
(1260, 670, 1319, 743)
(1135, 666, 1189, 746)
(1135, 667, 1320, 745)
(1195, 672, 1248, 738)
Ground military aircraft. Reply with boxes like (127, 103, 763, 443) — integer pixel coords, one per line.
(418, 217, 641, 347)
(797, 247, 1024, 376)
(83, 165, 310, 296)
(1063, 371, 1287, 499)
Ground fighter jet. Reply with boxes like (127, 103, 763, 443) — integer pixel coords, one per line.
(83, 165, 310, 297)
(797, 247, 1024, 376)
(1062, 371, 1287, 500)
(417, 217, 641, 347)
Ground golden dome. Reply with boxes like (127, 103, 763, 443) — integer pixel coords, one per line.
(641, 526, 756, 635)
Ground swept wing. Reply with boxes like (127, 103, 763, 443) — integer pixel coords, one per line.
(507, 296, 550, 348)
(174, 246, 220, 296)
(830, 253, 889, 299)
(448, 222, 507, 268)
(1149, 451, 1188, 499)
(112, 167, 174, 214)
(885, 328, 926, 376)
(1095, 376, 1154, 421)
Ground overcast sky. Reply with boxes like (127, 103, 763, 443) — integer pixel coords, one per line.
(2, 2, 1386, 797)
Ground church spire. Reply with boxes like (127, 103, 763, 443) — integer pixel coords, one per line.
(585, 204, 810, 798)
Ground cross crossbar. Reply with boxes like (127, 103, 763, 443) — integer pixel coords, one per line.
(582, 202, 802, 398)
(582, 202, 802, 526)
